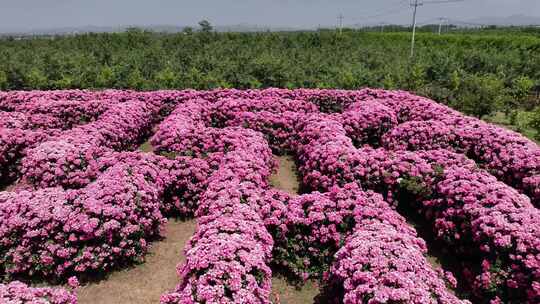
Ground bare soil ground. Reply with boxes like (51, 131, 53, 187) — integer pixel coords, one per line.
(271, 277, 320, 304)
(77, 219, 196, 304)
(269, 155, 301, 195)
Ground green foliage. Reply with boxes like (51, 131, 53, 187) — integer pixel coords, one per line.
(508, 76, 535, 122)
(96, 66, 115, 88)
(198, 20, 213, 33)
(530, 106, 540, 141)
(126, 68, 145, 90)
(25, 68, 48, 89)
(0, 70, 7, 90)
(455, 73, 506, 118)
(154, 67, 178, 89)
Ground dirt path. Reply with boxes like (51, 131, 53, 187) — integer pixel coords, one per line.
(77, 219, 196, 304)
(269, 155, 301, 195)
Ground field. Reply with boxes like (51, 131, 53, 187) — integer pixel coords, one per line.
(0, 88, 539, 304)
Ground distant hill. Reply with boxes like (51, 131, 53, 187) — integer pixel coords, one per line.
(0, 24, 307, 36)
(467, 14, 540, 26)
(1, 15, 539, 36)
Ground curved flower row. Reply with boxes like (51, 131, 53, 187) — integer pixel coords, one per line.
(340, 100, 398, 147)
(1, 89, 539, 304)
(5, 88, 537, 200)
(329, 221, 464, 304)
(0, 153, 172, 280)
(382, 119, 540, 205)
(157, 97, 465, 303)
(19, 99, 164, 189)
(0, 111, 66, 130)
(0, 127, 55, 186)
(325, 183, 466, 304)
(162, 176, 274, 304)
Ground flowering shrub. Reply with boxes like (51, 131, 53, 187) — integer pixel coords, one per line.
(340, 100, 398, 147)
(381, 110, 540, 206)
(209, 97, 318, 127)
(161, 209, 273, 304)
(273, 184, 395, 281)
(0, 281, 77, 304)
(0, 160, 167, 279)
(0, 127, 53, 184)
(329, 222, 467, 304)
(161, 156, 211, 216)
(21, 139, 110, 189)
(290, 102, 538, 303)
(227, 111, 300, 154)
(0, 111, 65, 130)
(424, 166, 540, 303)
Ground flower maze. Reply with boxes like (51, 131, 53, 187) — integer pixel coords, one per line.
(0, 88, 539, 303)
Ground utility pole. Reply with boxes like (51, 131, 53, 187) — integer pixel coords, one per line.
(409, 0, 463, 58)
(438, 17, 447, 35)
(410, 0, 422, 58)
(380, 22, 386, 33)
(337, 14, 344, 35)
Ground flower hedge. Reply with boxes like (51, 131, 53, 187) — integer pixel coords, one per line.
(0, 281, 77, 304)
(0, 157, 168, 280)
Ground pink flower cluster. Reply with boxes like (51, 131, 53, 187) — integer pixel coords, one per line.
(158, 95, 464, 303)
(0, 154, 169, 279)
(5, 99, 113, 130)
(340, 100, 398, 147)
(272, 184, 415, 282)
(0, 281, 77, 304)
(382, 118, 540, 205)
(330, 223, 465, 304)
(0, 127, 54, 185)
(21, 140, 108, 189)
(0, 111, 65, 130)
(19, 97, 165, 189)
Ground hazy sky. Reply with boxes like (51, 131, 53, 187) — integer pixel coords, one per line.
(1, 0, 539, 31)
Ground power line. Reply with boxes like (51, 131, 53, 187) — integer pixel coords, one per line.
(423, 0, 465, 4)
(351, 1, 411, 24)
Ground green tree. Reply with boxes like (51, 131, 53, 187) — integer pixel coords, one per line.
(507, 76, 534, 124)
(126, 68, 145, 90)
(530, 106, 540, 140)
(154, 67, 178, 89)
(198, 20, 213, 33)
(25, 68, 48, 89)
(96, 66, 116, 88)
(0, 70, 7, 90)
(457, 74, 506, 118)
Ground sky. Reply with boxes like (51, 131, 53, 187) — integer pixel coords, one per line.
(1, 0, 539, 32)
